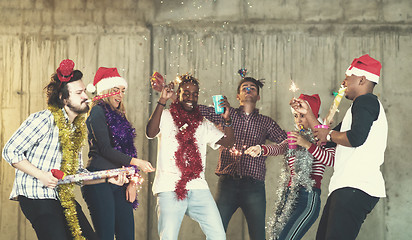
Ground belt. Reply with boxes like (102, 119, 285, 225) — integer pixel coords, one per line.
(223, 174, 252, 181)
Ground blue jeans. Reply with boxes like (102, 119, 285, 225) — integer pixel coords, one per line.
(316, 187, 379, 240)
(82, 182, 134, 240)
(216, 175, 266, 240)
(156, 189, 226, 240)
(278, 187, 321, 240)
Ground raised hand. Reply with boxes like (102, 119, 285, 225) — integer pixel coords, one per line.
(159, 82, 175, 103)
(290, 98, 309, 115)
(219, 96, 231, 120)
(151, 72, 165, 92)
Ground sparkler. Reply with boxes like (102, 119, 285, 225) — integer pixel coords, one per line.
(288, 73, 299, 98)
(228, 144, 248, 157)
(289, 81, 299, 95)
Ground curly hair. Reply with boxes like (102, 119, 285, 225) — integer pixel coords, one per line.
(177, 74, 200, 90)
(44, 70, 83, 108)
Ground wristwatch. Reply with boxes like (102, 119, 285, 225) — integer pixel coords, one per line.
(326, 130, 334, 142)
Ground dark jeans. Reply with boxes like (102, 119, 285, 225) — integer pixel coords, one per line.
(82, 182, 134, 240)
(316, 187, 380, 240)
(216, 175, 266, 240)
(18, 195, 97, 240)
(277, 187, 321, 240)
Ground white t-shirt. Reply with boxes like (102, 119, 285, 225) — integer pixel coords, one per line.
(151, 109, 224, 195)
(330, 100, 387, 197)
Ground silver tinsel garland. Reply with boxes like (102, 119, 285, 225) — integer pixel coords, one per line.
(267, 129, 316, 240)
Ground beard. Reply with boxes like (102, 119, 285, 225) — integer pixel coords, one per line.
(66, 99, 89, 114)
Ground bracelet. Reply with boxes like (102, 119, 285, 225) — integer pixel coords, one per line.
(223, 118, 232, 127)
(261, 145, 268, 156)
(157, 101, 166, 107)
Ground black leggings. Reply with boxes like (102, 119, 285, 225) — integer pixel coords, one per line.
(18, 196, 97, 240)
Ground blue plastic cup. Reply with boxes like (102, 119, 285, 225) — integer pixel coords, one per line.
(212, 95, 224, 114)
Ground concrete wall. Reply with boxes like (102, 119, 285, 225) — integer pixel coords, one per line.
(1, 0, 411, 239)
(0, 1, 154, 239)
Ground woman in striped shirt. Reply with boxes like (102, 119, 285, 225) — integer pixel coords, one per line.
(246, 94, 335, 240)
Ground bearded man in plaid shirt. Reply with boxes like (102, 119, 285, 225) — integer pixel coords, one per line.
(199, 77, 287, 240)
(2, 60, 126, 240)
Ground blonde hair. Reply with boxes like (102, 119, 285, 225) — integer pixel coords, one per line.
(89, 88, 126, 116)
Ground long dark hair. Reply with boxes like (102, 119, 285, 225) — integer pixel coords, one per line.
(45, 70, 83, 108)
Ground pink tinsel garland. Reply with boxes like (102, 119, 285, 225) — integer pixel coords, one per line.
(169, 101, 203, 200)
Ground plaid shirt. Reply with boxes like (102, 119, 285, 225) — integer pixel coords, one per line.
(199, 105, 287, 181)
(2, 109, 83, 200)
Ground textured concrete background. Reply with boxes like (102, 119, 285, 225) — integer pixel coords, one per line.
(1, 0, 411, 239)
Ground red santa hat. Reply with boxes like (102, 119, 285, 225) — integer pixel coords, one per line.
(298, 94, 321, 117)
(87, 67, 128, 94)
(345, 54, 382, 84)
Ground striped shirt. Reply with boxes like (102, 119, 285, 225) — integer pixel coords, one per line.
(264, 142, 335, 188)
(199, 105, 287, 181)
(2, 109, 83, 200)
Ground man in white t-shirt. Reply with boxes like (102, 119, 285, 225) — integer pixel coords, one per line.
(146, 74, 234, 240)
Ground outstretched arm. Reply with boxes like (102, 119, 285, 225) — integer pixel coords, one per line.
(245, 140, 287, 157)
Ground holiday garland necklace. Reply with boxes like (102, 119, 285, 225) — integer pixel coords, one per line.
(99, 101, 140, 209)
(99, 102, 137, 158)
(48, 105, 87, 240)
(169, 101, 203, 200)
(267, 129, 316, 240)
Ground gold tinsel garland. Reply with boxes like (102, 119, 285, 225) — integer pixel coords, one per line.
(48, 105, 86, 240)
